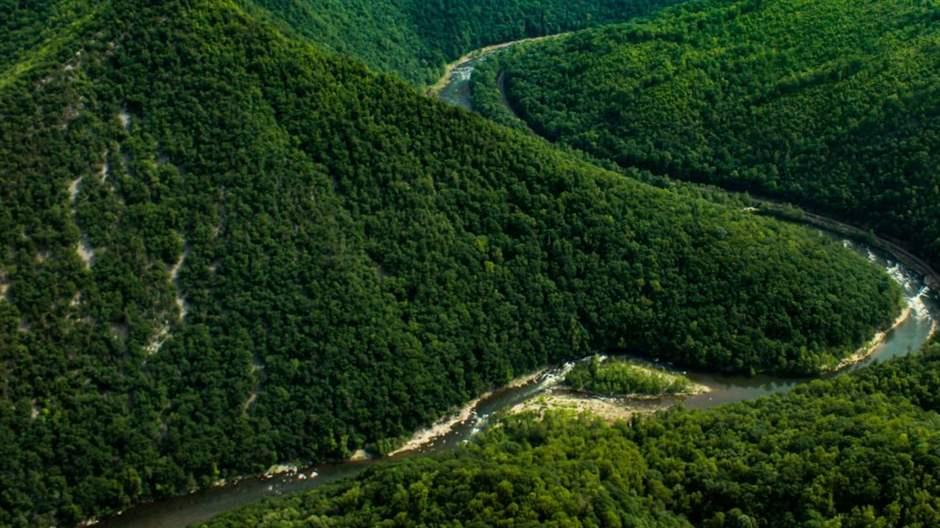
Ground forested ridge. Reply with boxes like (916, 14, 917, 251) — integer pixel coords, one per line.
(240, 0, 685, 85)
(0, 0, 909, 526)
(0, 1, 103, 75)
(203, 338, 940, 528)
(482, 0, 940, 270)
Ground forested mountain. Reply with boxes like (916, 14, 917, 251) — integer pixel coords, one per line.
(483, 0, 940, 269)
(0, 0, 908, 526)
(204, 338, 940, 527)
(242, 0, 685, 84)
(0, 1, 101, 74)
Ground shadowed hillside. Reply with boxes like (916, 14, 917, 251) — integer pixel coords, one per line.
(0, 0, 904, 525)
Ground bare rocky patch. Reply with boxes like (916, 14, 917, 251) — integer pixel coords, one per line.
(0, 273, 8, 302)
(171, 245, 189, 321)
(118, 110, 131, 130)
(510, 392, 671, 423)
(242, 392, 258, 415)
(144, 322, 171, 356)
(174, 296, 189, 321)
(76, 237, 95, 268)
(99, 152, 110, 182)
(68, 176, 83, 204)
(243, 357, 265, 416)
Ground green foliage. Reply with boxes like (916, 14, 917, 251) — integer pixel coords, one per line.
(0, 0, 904, 525)
(626, 340, 940, 527)
(565, 356, 693, 396)
(488, 0, 940, 269)
(203, 339, 940, 528)
(202, 412, 691, 528)
(0, 0, 98, 73)
(242, 0, 686, 84)
(469, 54, 532, 131)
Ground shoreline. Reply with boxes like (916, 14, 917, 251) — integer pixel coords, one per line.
(507, 361, 711, 424)
(426, 33, 568, 96)
(388, 366, 557, 456)
(506, 368, 547, 389)
(564, 361, 712, 400)
(561, 385, 711, 400)
(509, 390, 673, 423)
(388, 391, 490, 457)
(87, 24, 940, 528)
(833, 306, 912, 371)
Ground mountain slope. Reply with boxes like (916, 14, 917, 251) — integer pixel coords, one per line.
(483, 0, 940, 269)
(0, 0, 901, 525)
(242, 0, 686, 84)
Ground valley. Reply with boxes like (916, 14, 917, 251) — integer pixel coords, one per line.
(99, 230, 937, 527)
(479, 0, 940, 271)
(2, 1, 940, 527)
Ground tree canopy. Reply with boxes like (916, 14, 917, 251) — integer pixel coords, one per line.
(0, 0, 910, 526)
(242, 0, 685, 85)
(480, 0, 940, 270)
(203, 338, 940, 528)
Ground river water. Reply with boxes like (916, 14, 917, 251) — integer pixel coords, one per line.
(437, 59, 479, 111)
(95, 48, 938, 528)
(97, 231, 937, 528)
(684, 240, 936, 409)
(434, 36, 551, 111)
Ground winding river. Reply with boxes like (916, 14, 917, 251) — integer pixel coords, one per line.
(95, 42, 939, 528)
(429, 34, 564, 111)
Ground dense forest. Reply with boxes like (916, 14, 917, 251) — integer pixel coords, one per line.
(564, 356, 693, 396)
(0, 0, 906, 525)
(0, 1, 102, 74)
(469, 53, 533, 131)
(480, 0, 940, 270)
(203, 337, 940, 528)
(241, 0, 685, 85)
(203, 413, 693, 528)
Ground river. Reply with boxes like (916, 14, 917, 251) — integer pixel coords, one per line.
(432, 34, 567, 112)
(96, 219, 937, 528)
(94, 42, 939, 528)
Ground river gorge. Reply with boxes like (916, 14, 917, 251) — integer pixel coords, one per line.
(94, 40, 938, 528)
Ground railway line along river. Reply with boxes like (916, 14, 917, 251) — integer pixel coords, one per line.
(94, 39, 939, 528)
(96, 197, 938, 528)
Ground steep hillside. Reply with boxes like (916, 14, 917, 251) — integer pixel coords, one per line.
(0, 0, 901, 525)
(483, 0, 940, 269)
(0, 0, 104, 82)
(242, 0, 686, 84)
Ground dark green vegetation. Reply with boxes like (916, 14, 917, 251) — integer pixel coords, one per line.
(243, 0, 685, 85)
(204, 338, 940, 528)
(203, 413, 691, 528)
(565, 356, 693, 396)
(0, 1, 100, 74)
(469, 54, 532, 131)
(486, 0, 940, 269)
(0, 0, 906, 525)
